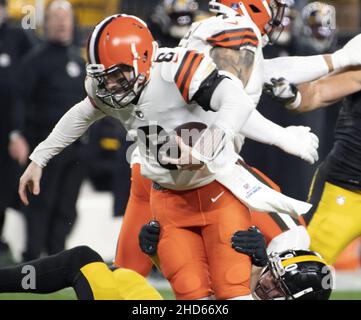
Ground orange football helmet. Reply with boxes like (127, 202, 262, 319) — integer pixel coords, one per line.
(87, 14, 158, 108)
(209, 0, 289, 43)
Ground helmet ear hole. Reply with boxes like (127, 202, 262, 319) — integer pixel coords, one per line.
(249, 4, 261, 13)
(142, 50, 149, 63)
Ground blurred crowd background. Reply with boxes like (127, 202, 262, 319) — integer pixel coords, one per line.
(0, 0, 361, 272)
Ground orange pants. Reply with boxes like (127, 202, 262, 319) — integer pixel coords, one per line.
(150, 180, 252, 300)
(114, 164, 305, 279)
(114, 164, 153, 276)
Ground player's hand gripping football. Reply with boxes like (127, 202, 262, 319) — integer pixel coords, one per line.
(161, 136, 205, 170)
(276, 126, 319, 165)
(263, 78, 301, 110)
(18, 161, 43, 206)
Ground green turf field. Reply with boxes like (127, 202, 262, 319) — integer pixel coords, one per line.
(0, 289, 360, 300)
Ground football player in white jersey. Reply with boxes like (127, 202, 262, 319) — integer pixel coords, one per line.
(114, 0, 361, 287)
(18, 12, 323, 300)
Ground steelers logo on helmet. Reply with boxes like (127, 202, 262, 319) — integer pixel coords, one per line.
(86, 14, 158, 109)
(254, 249, 333, 300)
(301, 2, 336, 53)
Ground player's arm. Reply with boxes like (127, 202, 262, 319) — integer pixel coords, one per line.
(19, 97, 105, 205)
(206, 24, 259, 86)
(210, 47, 254, 86)
(240, 109, 319, 164)
(266, 67, 361, 112)
(205, 27, 319, 164)
(162, 48, 256, 168)
(263, 55, 331, 85)
(206, 39, 319, 164)
(263, 34, 361, 85)
(297, 67, 361, 112)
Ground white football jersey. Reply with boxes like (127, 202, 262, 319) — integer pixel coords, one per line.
(86, 47, 238, 190)
(179, 14, 265, 152)
(179, 14, 265, 105)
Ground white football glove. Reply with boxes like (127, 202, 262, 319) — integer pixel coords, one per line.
(275, 126, 319, 164)
(331, 34, 361, 70)
(263, 78, 302, 110)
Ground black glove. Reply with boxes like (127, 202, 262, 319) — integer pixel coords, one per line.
(231, 226, 268, 268)
(138, 220, 160, 256)
(263, 77, 300, 109)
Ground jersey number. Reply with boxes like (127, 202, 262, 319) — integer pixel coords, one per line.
(137, 125, 179, 170)
(155, 52, 177, 63)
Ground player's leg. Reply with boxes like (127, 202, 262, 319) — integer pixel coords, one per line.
(0, 246, 119, 299)
(307, 182, 361, 264)
(112, 268, 163, 300)
(114, 163, 153, 276)
(150, 185, 213, 300)
(157, 226, 212, 300)
(200, 183, 253, 300)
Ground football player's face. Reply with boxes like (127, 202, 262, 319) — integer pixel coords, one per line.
(103, 70, 132, 93)
(46, 7, 74, 45)
(254, 270, 287, 300)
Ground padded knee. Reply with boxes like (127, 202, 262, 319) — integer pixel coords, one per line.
(212, 262, 252, 300)
(64, 246, 103, 283)
(158, 236, 211, 300)
(112, 268, 163, 300)
(171, 265, 212, 300)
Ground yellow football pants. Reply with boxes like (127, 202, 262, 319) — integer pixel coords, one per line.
(80, 262, 163, 300)
(307, 182, 361, 265)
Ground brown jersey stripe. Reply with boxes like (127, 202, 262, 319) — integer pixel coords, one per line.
(209, 40, 258, 50)
(208, 34, 258, 45)
(210, 28, 255, 40)
(180, 53, 204, 102)
(207, 31, 258, 43)
(208, 36, 259, 45)
(267, 212, 290, 232)
(175, 51, 204, 102)
(174, 51, 193, 85)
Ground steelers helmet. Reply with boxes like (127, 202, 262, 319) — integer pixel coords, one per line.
(254, 249, 333, 300)
(152, 0, 199, 39)
(301, 1, 336, 52)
